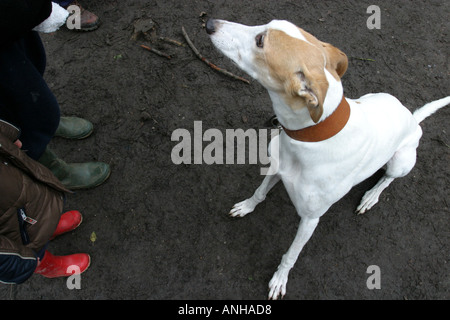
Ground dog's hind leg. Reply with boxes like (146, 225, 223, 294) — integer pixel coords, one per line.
(356, 137, 420, 214)
(229, 173, 281, 217)
(268, 216, 320, 300)
(356, 175, 395, 214)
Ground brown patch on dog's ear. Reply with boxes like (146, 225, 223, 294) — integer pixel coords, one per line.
(322, 42, 348, 79)
(300, 90, 323, 123)
(296, 71, 324, 123)
(284, 71, 325, 123)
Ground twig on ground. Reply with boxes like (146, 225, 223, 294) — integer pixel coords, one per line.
(159, 37, 185, 47)
(349, 56, 376, 62)
(140, 44, 172, 60)
(431, 138, 450, 149)
(181, 26, 250, 85)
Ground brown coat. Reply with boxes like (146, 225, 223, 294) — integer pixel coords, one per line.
(0, 119, 69, 283)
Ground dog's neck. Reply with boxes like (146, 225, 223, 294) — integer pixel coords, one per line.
(281, 96, 350, 142)
(269, 69, 345, 132)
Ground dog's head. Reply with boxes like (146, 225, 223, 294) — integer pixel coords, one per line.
(207, 19, 348, 123)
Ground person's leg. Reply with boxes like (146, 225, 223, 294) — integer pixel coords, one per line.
(0, 32, 111, 189)
(53, 0, 73, 6)
(0, 32, 59, 160)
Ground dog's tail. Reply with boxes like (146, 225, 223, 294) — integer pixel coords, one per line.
(413, 96, 450, 124)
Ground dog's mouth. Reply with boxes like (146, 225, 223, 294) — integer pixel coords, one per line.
(206, 19, 266, 81)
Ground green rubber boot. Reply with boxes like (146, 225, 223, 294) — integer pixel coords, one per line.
(55, 117, 94, 140)
(39, 148, 111, 190)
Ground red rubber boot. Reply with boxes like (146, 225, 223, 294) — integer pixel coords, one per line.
(51, 210, 83, 239)
(34, 251, 90, 278)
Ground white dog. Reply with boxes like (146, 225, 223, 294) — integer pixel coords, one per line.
(206, 19, 449, 299)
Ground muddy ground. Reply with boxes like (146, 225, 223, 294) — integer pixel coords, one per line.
(1, 0, 449, 300)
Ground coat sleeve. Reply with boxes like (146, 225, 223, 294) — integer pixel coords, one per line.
(0, 0, 52, 48)
(0, 119, 21, 142)
(0, 235, 37, 284)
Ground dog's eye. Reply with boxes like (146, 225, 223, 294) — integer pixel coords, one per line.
(255, 33, 265, 48)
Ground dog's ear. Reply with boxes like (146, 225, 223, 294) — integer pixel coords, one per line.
(297, 88, 322, 123)
(289, 70, 325, 123)
(322, 42, 348, 79)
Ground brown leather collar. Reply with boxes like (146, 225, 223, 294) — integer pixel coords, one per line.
(282, 96, 350, 142)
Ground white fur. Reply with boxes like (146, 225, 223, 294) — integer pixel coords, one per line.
(267, 20, 308, 42)
(209, 19, 449, 300)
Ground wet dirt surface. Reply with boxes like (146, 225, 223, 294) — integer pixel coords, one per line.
(1, 0, 449, 300)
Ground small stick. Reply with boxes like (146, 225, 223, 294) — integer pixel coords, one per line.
(349, 56, 376, 62)
(141, 44, 172, 60)
(159, 37, 185, 47)
(181, 26, 250, 84)
(431, 138, 450, 149)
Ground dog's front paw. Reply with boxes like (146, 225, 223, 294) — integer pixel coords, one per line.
(268, 268, 289, 300)
(229, 199, 256, 217)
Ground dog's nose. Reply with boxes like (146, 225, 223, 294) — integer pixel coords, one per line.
(206, 19, 216, 35)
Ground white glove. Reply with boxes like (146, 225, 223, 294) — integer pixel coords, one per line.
(33, 2, 69, 33)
